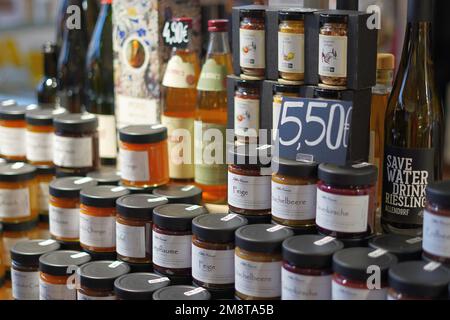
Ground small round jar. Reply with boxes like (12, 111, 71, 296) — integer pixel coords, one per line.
(234, 80, 260, 143)
(313, 87, 344, 100)
(153, 285, 211, 300)
(282, 235, 343, 300)
(153, 185, 202, 205)
(192, 213, 248, 298)
(318, 14, 348, 87)
(114, 272, 170, 300)
(53, 113, 100, 176)
(235, 224, 294, 300)
(239, 9, 265, 79)
(49, 177, 98, 243)
(316, 163, 377, 239)
(119, 125, 169, 188)
(79, 185, 130, 254)
(423, 181, 450, 265)
(228, 144, 272, 216)
(87, 168, 121, 186)
(369, 234, 422, 262)
(272, 84, 301, 138)
(0, 162, 38, 224)
(152, 204, 207, 279)
(116, 194, 168, 264)
(10, 239, 60, 300)
(272, 157, 318, 228)
(39, 250, 91, 300)
(77, 260, 130, 300)
(332, 247, 397, 300)
(388, 261, 450, 300)
(35, 165, 55, 222)
(0, 105, 27, 161)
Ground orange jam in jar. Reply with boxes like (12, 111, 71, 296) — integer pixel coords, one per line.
(0, 105, 27, 161)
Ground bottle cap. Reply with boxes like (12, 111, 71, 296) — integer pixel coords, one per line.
(208, 19, 228, 32)
(377, 53, 395, 70)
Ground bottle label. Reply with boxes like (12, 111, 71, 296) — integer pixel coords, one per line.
(281, 268, 332, 300)
(77, 292, 116, 300)
(97, 114, 117, 159)
(228, 172, 271, 210)
(79, 213, 116, 248)
(278, 32, 305, 74)
(152, 231, 191, 269)
(0, 188, 31, 218)
(162, 55, 196, 89)
(0, 126, 26, 156)
(116, 222, 147, 259)
(332, 280, 387, 300)
(25, 131, 53, 162)
(39, 280, 76, 300)
(39, 182, 50, 213)
(234, 255, 281, 298)
(49, 205, 79, 239)
(197, 59, 227, 92)
(240, 29, 265, 69)
(53, 135, 93, 168)
(234, 97, 260, 138)
(119, 149, 150, 182)
(423, 211, 450, 258)
(191, 245, 234, 285)
(382, 145, 434, 225)
(11, 269, 40, 300)
(318, 35, 347, 78)
(316, 188, 369, 233)
(116, 95, 159, 129)
(272, 182, 316, 221)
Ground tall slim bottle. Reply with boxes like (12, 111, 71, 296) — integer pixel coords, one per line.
(194, 20, 233, 203)
(37, 42, 58, 108)
(381, 0, 444, 236)
(56, 0, 69, 55)
(83, 0, 100, 42)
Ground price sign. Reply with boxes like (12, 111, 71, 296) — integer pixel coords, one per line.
(162, 20, 189, 48)
(275, 97, 353, 165)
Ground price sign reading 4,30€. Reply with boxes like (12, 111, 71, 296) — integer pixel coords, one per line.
(276, 97, 353, 165)
(162, 20, 189, 48)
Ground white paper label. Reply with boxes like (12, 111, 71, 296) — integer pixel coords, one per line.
(116, 222, 146, 258)
(53, 135, 93, 168)
(39, 280, 76, 300)
(0, 126, 26, 156)
(49, 205, 80, 239)
(316, 189, 369, 233)
(119, 149, 149, 182)
(192, 245, 235, 284)
(38, 182, 50, 212)
(319, 35, 348, 78)
(228, 172, 271, 210)
(0, 188, 31, 218)
(11, 269, 40, 300)
(234, 97, 260, 138)
(332, 281, 387, 300)
(282, 268, 332, 300)
(97, 114, 117, 159)
(77, 292, 116, 300)
(240, 29, 265, 69)
(272, 182, 316, 221)
(423, 211, 450, 258)
(79, 213, 116, 248)
(152, 231, 191, 269)
(278, 32, 305, 74)
(116, 95, 158, 129)
(26, 131, 53, 162)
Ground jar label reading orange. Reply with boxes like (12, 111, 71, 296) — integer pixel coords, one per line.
(272, 182, 316, 221)
(228, 172, 271, 210)
(49, 205, 80, 239)
(278, 32, 305, 74)
(192, 245, 234, 284)
(423, 211, 450, 258)
(152, 232, 191, 269)
(116, 222, 146, 258)
(234, 97, 260, 138)
(11, 269, 39, 300)
(240, 29, 265, 69)
(319, 35, 347, 78)
(0, 126, 26, 156)
(119, 149, 150, 182)
(0, 188, 31, 218)
(79, 213, 116, 248)
(282, 268, 332, 300)
(53, 136, 93, 168)
(162, 55, 197, 89)
(39, 280, 76, 300)
(26, 131, 53, 162)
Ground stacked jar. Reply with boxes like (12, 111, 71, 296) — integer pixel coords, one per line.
(234, 79, 261, 144)
(114, 273, 171, 300)
(0, 105, 28, 161)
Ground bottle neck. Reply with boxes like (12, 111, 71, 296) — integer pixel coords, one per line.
(44, 52, 57, 78)
(206, 31, 230, 56)
(374, 69, 393, 95)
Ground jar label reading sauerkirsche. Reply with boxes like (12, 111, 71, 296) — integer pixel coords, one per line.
(79, 213, 116, 248)
(116, 222, 146, 259)
(228, 172, 271, 210)
(332, 281, 387, 300)
(39, 280, 76, 300)
(119, 149, 150, 182)
(278, 32, 305, 74)
(192, 245, 235, 285)
(281, 268, 332, 300)
(272, 183, 316, 221)
(11, 269, 40, 300)
(26, 131, 53, 162)
(240, 29, 265, 69)
(0, 188, 31, 218)
(234, 97, 260, 138)
(97, 114, 118, 159)
(53, 136, 93, 168)
(152, 232, 191, 269)
(49, 205, 80, 239)
(382, 145, 434, 225)
(0, 126, 26, 156)
(318, 35, 347, 78)
(423, 211, 450, 258)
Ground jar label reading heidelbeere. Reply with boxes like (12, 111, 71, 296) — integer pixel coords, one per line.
(332, 281, 387, 300)
(272, 182, 316, 221)
(240, 29, 265, 69)
(11, 269, 40, 300)
(228, 172, 271, 210)
(423, 211, 450, 258)
(0, 188, 30, 218)
(318, 34, 347, 78)
(234, 97, 260, 138)
(278, 32, 305, 74)
(39, 280, 76, 300)
(281, 268, 332, 300)
(119, 149, 150, 182)
(152, 232, 192, 269)
(192, 245, 235, 285)
(79, 213, 116, 248)
(26, 131, 53, 162)
(116, 222, 146, 259)
(49, 205, 80, 239)
(0, 126, 26, 156)
(53, 135, 93, 168)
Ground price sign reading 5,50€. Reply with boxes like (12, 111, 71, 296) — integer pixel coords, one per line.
(276, 97, 353, 165)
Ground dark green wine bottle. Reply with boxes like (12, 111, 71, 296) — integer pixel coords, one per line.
(37, 42, 58, 108)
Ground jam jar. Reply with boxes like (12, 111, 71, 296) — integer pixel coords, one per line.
(35, 165, 55, 223)
(152, 184, 202, 205)
(87, 168, 121, 186)
(0, 105, 27, 161)
(272, 84, 301, 140)
(234, 79, 261, 143)
(316, 163, 377, 240)
(282, 235, 344, 300)
(114, 273, 170, 300)
(369, 234, 422, 262)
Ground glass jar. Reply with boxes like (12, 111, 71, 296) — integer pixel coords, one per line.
(152, 204, 207, 280)
(114, 272, 170, 300)
(53, 113, 100, 177)
(228, 144, 272, 217)
(272, 84, 301, 140)
(239, 9, 265, 79)
(0, 105, 27, 161)
(49, 177, 97, 244)
(278, 11, 305, 82)
(388, 261, 449, 300)
(369, 234, 422, 262)
(234, 80, 260, 143)
(192, 213, 247, 298)
(87, 168, 121, 186)
(76, 260, 130, 300)
(152, 285, 211, 300)
(153, 184, 202, 205)
(318, 14, 348, 87)
(36, 165, 55, 222)
(0, 162, 38, 224)
(332, 247, 397, 300)
(235, 224, 293, 300)
(316, 163, 377, 239)
(119, 124, 170, 188)
(272, 157, 318, 228)
(282, 235, 343, 300)
(116, 194, 168, 264)
(79, 185, 130, 254)
(39, 250, 91, 300)
(10, 239, 60, 300)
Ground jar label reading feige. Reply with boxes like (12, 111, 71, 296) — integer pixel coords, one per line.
(240, 29, 265, 69)
(234, 97, 260, 138)
(152, 232, 191, 269)
(26, 131, 53, 162)
(49, 205, 80, 239)
(39, 280, 76, 300)
(0, 126, 26, 156)
(53, 135, 93, 168)
(119, 149, 150, 182)
(116, 222, 146, 258)
(272, 182, 316, 221)
(281, 268, 332, 300)
(332, 281, 387, 300)
(0, 188, 31, 218)
(278, 32, 305, 74)
(318, 35, 347, 78)
(38, 182, 50, 212)
(79, 213, 116, 248)
(77, 292, 116, 300)
(192, 245, 235, 285)
(316, 189, 369, 233)
(97, 114, 118, 159)
(11, 269, 40, 300)
(423, 211, 450, 258)
(228, 172, 271, 210)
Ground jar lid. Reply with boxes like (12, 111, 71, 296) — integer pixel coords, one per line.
(369, 234, 423, 262)
(279, 10, 305, 21)
(272, 157, 318, 178)
(35, 165, 56, 176)
(313, 87, 344, 100)
(54, 113, 98, 133)
(208, 19, 228, 32)
(119, 124, 167, 144)
(235, 224, 294, 254)
(25, 108, 66, 126)
(229, 144, 272, 167)
(39, 250, 91, 276)
(426, 181, 450, 208)
(0, 105, 27, 120)
(389, 261, 450, 299)
(116, 194, 168, 219)
(77, 260, 130, 291)
(283, 235, 344, 269)
(318, 163, 378, 187)
(2, 219, 38, 232)
(152, 185, 202, 204)
(240, 8, 265, 19)
(0, 99, 16, 107)
(332, 247, 398, 282)
(153, 285, 211, 300)
(236, 78, 261, 89)
(0, 162, 36, 182)
(80, 185, 130, 208)
(87, 169, 121, 186)
(152, 204, 207, 231)
(114, 273, 171, 300)
(49, 176, 98, 198)
(11, 239, 60, 266)
(192, 213, 248, 243)
(273, 83, 301, 95)
(320, 13, 348, 24)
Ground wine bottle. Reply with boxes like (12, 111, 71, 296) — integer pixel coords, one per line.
(83, 0, 100, 42)
(36, 42, 58, 108)
(56, 0, 69, 56)
(381, 0, 444, 236)
(85, 0, 116, 165)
